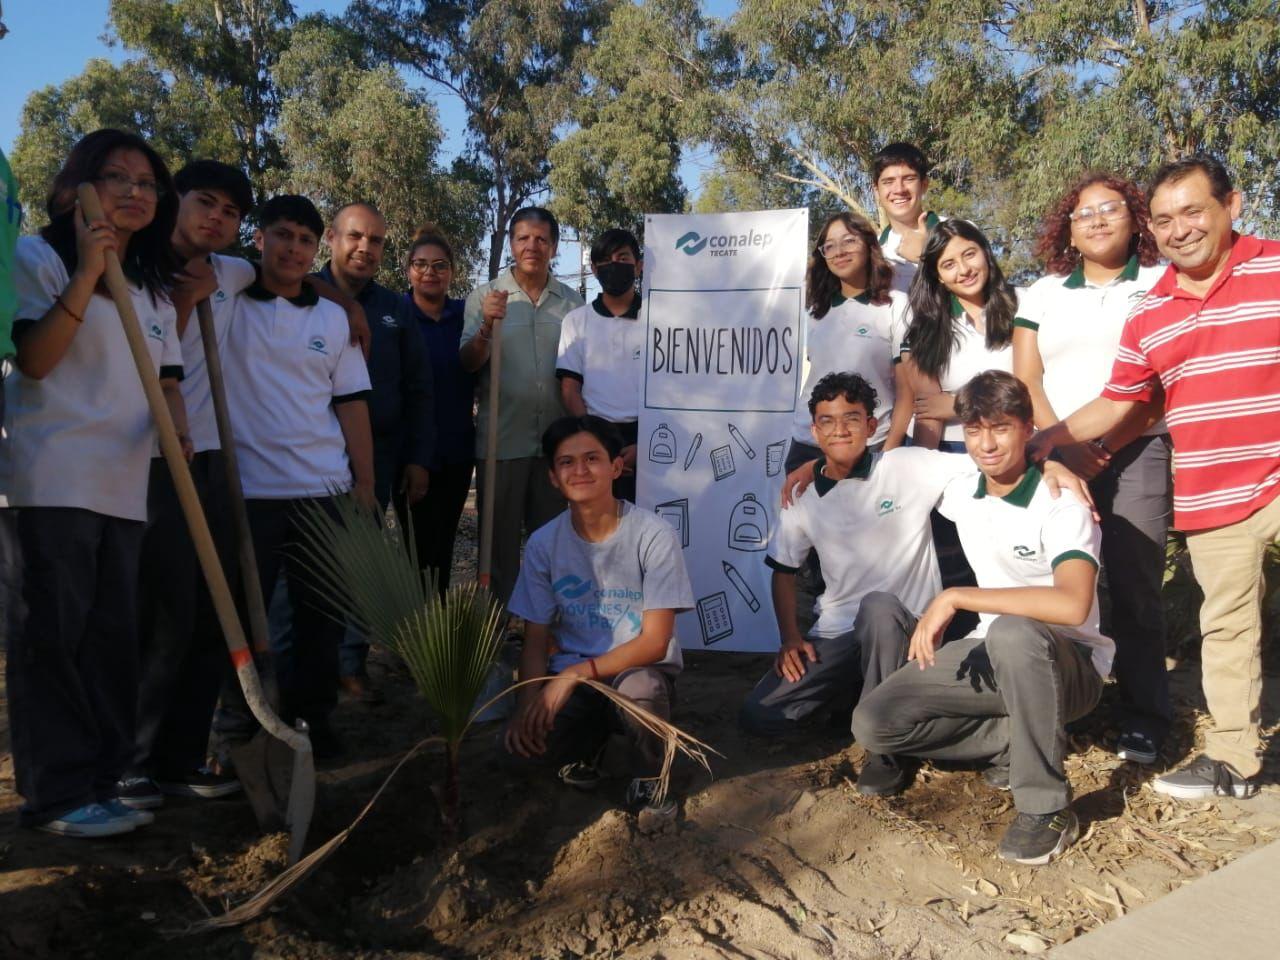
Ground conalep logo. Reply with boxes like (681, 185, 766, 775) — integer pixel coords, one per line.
(675, 228, 774, 258)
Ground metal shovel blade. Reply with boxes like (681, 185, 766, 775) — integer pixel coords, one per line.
(229, 719, 315, 863)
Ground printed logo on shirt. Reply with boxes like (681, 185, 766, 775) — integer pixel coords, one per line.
(1013, 544, 1038, 559)
(857, 325, 871, 337)
(876, 498, 900, 517)
(308, 336, 329, 355)
(147, 322, 165, 341)
(214, 289, 228, 303)
(380, 314, 398, 328)
(553, 575, 595, 600)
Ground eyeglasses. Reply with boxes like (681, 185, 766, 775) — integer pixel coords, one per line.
(814, 413, 866, 434)
(409, 258, 452, 274)
(95, 172, 162, 199)
(818, 235, 865, 259)
(1069, 199, 1127, 224)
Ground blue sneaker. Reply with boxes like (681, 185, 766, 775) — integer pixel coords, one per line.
(35, 802, 136, 838)
(102, 798, 155, 827)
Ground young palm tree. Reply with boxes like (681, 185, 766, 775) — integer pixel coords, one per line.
(290, 496, 714, 837)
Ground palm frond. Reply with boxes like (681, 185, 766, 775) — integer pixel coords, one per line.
(291, 495, 506, 742)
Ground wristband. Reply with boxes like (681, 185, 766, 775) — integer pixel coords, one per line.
(477, 324, 492, 341)
(587, 658, 600, 680)
(54, 294, 83, 323)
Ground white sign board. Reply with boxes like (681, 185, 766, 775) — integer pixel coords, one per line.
(638, 209, 808, 652)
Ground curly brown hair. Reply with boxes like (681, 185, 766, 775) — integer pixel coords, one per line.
(1033, 173, 1160, 276)
(805, 212, 895, 318)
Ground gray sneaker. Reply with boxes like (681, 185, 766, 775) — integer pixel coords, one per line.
(997, 808, 1079, 865)
(1152, 754, 1259, 801)
(626, 778, 677, 834)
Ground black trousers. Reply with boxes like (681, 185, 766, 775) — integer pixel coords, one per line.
(2, 507, 145, 825)
(132, 453, 236, 779)
(410, 460, 474, 598)
(214, 496, 343, 744)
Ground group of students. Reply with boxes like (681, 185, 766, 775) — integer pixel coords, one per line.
(1, 129, 1276, 866)
(489, 144, 1279, 865)
(0, 128, 479, 838)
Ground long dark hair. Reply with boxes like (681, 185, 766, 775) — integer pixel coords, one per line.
(805, 212, 895, 318)
(905, 219, 1015, 381)
(1033, 172, 1159, 275)
(40, 128, 181, 302)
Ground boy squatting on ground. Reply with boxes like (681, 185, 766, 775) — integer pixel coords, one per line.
(740, 371, 1095, 743)
(851, 371, 1111, 865)
(211, 194, 374, 761)
(503, 415, 694, 829)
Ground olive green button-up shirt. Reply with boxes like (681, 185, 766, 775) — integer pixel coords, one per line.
(463, 268, 583, 460)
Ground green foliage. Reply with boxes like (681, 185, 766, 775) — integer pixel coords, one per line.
(290, 496, 505, 746)
(275, 17, 490, 286)
(351, 0, 610, 277)
(8, 58, 238, 230)
(547, 0, 696, 237)
(689, 0, 1280, 272)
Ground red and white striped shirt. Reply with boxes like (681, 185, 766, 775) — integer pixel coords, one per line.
(1102, 234, 1280, 531)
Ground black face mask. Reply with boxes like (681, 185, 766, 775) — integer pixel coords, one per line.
(596, 261, 637, 296)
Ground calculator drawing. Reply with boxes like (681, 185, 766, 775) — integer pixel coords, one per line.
(710, 444, 736, 481)
(696, 591, 734, 646)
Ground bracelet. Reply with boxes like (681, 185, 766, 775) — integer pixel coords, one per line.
(54, 294, 83, 323)
(587, 658, 600, 680)
(477, 324, 492, 341)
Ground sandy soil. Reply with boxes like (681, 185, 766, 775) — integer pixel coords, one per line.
(2, 505, 1279, 959)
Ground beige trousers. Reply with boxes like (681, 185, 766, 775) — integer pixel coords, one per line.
(1184, 491, 1280, 777)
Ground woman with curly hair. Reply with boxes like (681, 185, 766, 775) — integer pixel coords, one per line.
(901, 218, 1019, 450)
(1013, 172, 1171, 766)
(787, 212, 914, 471)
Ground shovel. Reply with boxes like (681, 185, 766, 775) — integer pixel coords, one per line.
(77, 184, 314, 863)
(476, 306, 503, 592)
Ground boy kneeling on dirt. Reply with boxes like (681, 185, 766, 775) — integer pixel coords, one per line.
(504, 415, 694, 831)
(851, 371, 1112, 865)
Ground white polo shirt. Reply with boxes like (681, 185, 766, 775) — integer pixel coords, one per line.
(0, 236, 183, 522)
(880, 212, 943, 294)
(1016, 257, 1165, 433)
(767, 447, 977, 637)
(903, 294, 1017, 444)
(221, 277, 371, 499)
(555, 293, 643, 423)
(792, 290, 909, 447)
(937, 465, 1113, 677)
(179, 254, 257, 453)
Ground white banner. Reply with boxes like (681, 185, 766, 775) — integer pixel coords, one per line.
(638, 209, 809, 652)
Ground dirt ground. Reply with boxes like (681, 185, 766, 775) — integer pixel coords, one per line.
(2, 505, 1279, 959)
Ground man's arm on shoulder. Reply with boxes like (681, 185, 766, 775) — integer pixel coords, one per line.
(306, 274, 370, 357)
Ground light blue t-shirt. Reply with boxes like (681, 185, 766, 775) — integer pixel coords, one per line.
(509, 502, 695, 675)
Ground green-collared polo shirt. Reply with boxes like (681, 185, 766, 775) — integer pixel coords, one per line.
(463, 268, 584, 460)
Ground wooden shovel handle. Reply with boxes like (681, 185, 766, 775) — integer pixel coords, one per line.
(76, 184, 304, 752)
(477, 312, 503, 589)
(195, 297, 271, 654)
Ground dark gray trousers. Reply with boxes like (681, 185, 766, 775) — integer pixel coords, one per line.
(738, 629, 861, 735)
(851, 592, 1102, 814)
(2, 508, 145, 824)
(515, 667, 675, 779)
(474, 456, 565, 609)
(132, 452, 235, 778)
(1091, 433, 1172, 741)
